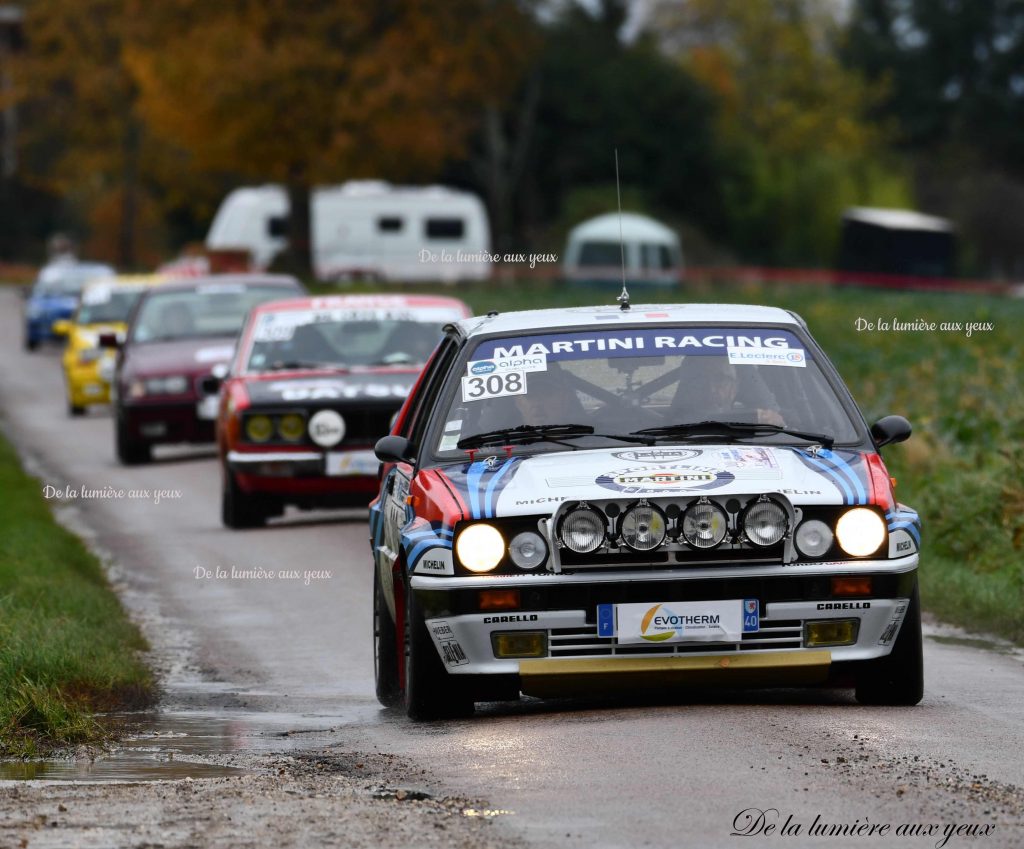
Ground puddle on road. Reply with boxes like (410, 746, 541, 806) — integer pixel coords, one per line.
(927, 634, 1016, 655)
(1, 708, 349, 783)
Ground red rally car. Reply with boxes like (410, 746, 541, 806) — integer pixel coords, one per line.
(214, 294, 472, 528)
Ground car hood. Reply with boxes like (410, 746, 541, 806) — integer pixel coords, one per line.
(243, 371, 418, 406)
(122, 337, 236, 378)
(436, 444, 875, 519)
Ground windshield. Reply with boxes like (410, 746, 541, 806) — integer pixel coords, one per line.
(76, 288, 143, 325)
(434, 326, 862, 454)
(245, 306, 456, 372)
(131, 285, 298, 343)
(34, 264, 115, 297)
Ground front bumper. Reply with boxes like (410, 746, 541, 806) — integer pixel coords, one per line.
(65, 360, 113, 407)
(227, 447, 380, 504)
(411, 556, 918, 693)
(121, 401, 215, 444)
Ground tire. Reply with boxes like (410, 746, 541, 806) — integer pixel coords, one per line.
(116, 413, 151, 465)
(404, 580, 474, 720)
(855, 584, 924, 706)
(69, 402, 86, 417)
(374, 567, 401, 707)
(24, 336, 39, 351)
(221, 470, 267, 529)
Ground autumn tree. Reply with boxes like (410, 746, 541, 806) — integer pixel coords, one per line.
(125, 0, 537, 275)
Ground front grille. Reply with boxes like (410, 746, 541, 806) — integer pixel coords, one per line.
(547, 618, 804, 658)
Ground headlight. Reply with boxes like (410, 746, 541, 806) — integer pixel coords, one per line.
(456, 524, 505, 573)
(558, 505, 606, 554)
(795, 519, 834, 558)
(680, 498, 728, 548)
(245, 415, 273, 443)
(619, 502, 667, 552)
(140, 375, 189, 395)
(77, 348, 103, 365)
(743, 498, 788, 546)
(278, 413, 306, 442)
(835, 508, 886, 556)
(508, 531, 547, 570)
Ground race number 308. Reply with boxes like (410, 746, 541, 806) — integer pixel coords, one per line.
(461, 371, 528, 402)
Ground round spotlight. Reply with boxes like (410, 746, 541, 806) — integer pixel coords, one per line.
(455, 524, 505, 573)
(559, 506, 605, 554)
(509, 531, 547, 570)
(743, 499, 788, 547)
(835, 508, 886, 557)
(245, 414, 273, 443)
(681, 499, 728, 549)
(619, 503, 667, 552)
(308, 409, 345, 447)
(795, 519, 834, 558)
(278, 413, 305, 442)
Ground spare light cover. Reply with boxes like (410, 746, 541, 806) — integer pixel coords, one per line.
(795, 519, 834, 558)
(455, 524, 505, 573)
(509, 531, 547, 570)
(559, 506, 605, 554)
(835, 508, 886, 557)
(743, 499, 788, 547)
(620, 503, 667, 552)
(681, 500, 728, 549)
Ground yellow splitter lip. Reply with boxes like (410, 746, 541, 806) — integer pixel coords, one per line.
(518, 650, 832, 698)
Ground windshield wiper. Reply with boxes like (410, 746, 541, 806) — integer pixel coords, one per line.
(632, 420, 834, 449)
(266, 360, 347, 371)
(457, 423, 654, 450)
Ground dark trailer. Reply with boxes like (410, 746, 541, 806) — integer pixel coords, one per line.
(838, 207, 956, 279)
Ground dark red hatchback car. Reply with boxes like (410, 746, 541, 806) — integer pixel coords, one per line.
(111, 274, 304, 464)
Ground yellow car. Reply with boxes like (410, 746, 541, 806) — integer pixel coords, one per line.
(53, 275, 167, 416)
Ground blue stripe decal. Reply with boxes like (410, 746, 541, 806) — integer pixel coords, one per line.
(466, 461, 487, 519)
(482, 457, 521, 519)
(823, 450, 867, 504)
(408, 538, 454, 565)
(888, 521, 921, 544)
(799, 452, 855, 504)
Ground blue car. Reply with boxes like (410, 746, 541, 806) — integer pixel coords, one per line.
(24, 260, 116, 350)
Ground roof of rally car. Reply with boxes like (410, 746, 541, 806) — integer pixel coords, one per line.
(455, 303, 804, 338)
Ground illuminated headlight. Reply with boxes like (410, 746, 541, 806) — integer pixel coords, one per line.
(835, 508, 886, 557)
(245, 415, 273, 443)
(508, 531, 547, 570)
(558, 506, 606, 554)
(743, 498, 788, 546)
(456, 524, 505, 573)
(619, 503, 667, 552)
(681, 499, 728, 549)
(278, 413, 306, 442)
(795, 519, 834, 558)
(143, 375, 189, 395)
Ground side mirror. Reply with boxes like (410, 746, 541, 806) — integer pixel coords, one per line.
(98, 332, 120, 349)
(871, 415, 912, 448)
(52, 319, 72, 336)
(375, 434, 413, 464)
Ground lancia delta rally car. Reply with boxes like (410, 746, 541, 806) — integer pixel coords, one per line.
(369, 303, 923, 719)
(214, 294, 471, 528)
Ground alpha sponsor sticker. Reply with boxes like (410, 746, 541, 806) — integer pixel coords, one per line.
(467, 353, 547, 375)
(612, 600, 748, 644)
(727, 346, 806, 367)
(461, 371, 528, 402)
(596, 464, 736, 494)
(414, 549, 454, 576)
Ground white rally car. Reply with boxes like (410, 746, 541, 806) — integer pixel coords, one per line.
(370, 303, 922, 719)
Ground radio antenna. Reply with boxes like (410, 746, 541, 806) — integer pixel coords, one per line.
(615, 148, 630, 311)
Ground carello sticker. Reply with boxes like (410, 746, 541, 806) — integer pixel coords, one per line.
(610, 448, 702, 464)
(595, 465, 736, 494)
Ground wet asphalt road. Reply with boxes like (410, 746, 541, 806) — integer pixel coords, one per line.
(1, 288, 1023, 849)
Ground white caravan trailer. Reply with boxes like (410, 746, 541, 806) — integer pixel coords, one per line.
(206, 181, 492, 282)
(563, 212, 683, 283)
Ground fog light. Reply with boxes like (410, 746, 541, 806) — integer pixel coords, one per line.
(743, 498, 788, 546)
(805, 619, 859, 647)
(245, 415, 273, 443)
(509, 531, 547, 570)
(478, 589, 520, 611)
(795, 519, 833, 558)
(620, 502, 667, 551)
(278, 413, 305, 442)
(491, 631, 547, 658)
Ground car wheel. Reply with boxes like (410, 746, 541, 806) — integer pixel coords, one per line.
(374, 567, 401, 707)
(116, 414, 151, 465)
(24, 336, 38, 351)
(68, 402, 86, 417)
(404, 580, 474, 720)
(221, 470, 266, 529)
(854, 584, 923, 706)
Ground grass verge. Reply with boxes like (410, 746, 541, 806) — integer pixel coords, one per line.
(313, 276, 1024, 644)
(0, 432, 155, 756)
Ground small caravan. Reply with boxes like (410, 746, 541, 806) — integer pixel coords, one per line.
(563, 212, 683, 283)
(206, 182, 492, 283)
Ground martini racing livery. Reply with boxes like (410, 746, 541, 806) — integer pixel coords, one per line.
(370, 303, 923, 719)
(215, 295, 471, 528)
